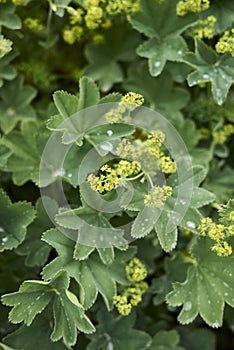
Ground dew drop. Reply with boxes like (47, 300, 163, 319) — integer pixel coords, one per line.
(211, 321, 220, 328)
(186, 221, 196, 229)
(184, 301, 192, 311)
(106, 130, 113, 136)
(202, 74, 210, 79)
(7, 107, 15, 116)
(100, 142, 113, 152)
(0, 227, 5, 233)
(68, 173, 72, 178)
(107, 342, 114, 350)
(2, 236, 8, 243)
(177, 50, 183, 55)
(53, 168, 65, 177)
(154, 61, 161, 67)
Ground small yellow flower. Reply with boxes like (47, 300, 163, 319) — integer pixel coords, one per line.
(87, 160, 141, 194)
(92, 33, 104, 43)
(126, 258, 147, 283)
(12, 0, 22, 5)
(224, 124, 234, 136)
(122, 92, 144, 106)
(198, 217, 233, 256)
(177, 0, 210, 16)
(85, 6, 103, 29)
(193, 16, 216, 39)
(198, 217, 213, 236)
(63, 26, 83, 44)
(211, 241, 232, 257)
(159, 156, 177, 174)
(229, 211, 234, 221)
(216, 29, 234, 57)
(114, 258, 148, 315)
(106, 0, 123, 15)
(145, 131, 165, 157)
(200, 128, 211, 139)
(213, 124, 234, 144)
(83, 0, 100, 7)
(69, 8, 84, 25)
(24, 18, 44, 31)
(102, 19, 112, 29)
(227, 225, 234, 237)
(144, 186, 172, 208)
(105, 104, 126, 124)
(113, 295, 132, 316)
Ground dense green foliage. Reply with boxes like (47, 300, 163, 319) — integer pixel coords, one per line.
(0, 0, 234, 349)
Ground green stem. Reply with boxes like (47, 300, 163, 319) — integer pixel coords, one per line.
(183, 254, 197, 266)
(126, 171, 144, 182)
(46, 1, 53, 41)
(146, 174, 154, 188)
(211, 202, 222, 211)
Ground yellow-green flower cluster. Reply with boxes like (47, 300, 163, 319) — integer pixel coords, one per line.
(116, 131, 176, 176)
(229, 211, 234, 221)
(92, 33, 105, 43)
(177, 0, 210, 16)
(193, 16, 216, 39)
(116, 138, 159, 174)
(121, 92, 144, 107)
(200, 127, 211, 140)
(12, 0, 22, 5)
(24, 18, 44, 31)
(68, 7, 84, 25)
(158, 156, 177, 174)
(84, 3, 103, 29)
(144, 185, 172, 207)
(126, 257, 147, 282)
(105, 0, 140, 20)
(216, 29, 234, 57)
(105, 0, 123, 15)
(61, 2, 114, 44)
(114, 258, 148, 316)
(63, 26, 83, 45)
(105, 93, 144, 124)
(63, 7, 85, 44)
(212, 124, 234, 144)
(198, 217, 234, 256)
(105, 104, 126, 124)
(145, 131, 165, 157)
(113, 295, 132, 316)
(87, 160, 141, 193)
(62, 0, 140, 42)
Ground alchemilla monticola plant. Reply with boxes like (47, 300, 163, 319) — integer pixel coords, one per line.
(0, 0, 234, 349)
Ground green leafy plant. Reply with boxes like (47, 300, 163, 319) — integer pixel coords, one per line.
(0, 0, 233, 349)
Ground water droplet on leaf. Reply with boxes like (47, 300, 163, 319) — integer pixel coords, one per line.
(106, 130, 113, 136)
